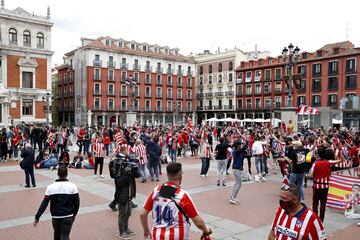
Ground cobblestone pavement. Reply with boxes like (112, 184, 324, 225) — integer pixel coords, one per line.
(0, 154, 358, 239)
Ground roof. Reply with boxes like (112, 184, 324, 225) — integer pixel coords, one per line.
(65, 36, 195, 63)
(235, 41, 360, 71)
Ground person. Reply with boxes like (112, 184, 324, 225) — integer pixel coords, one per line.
(199, 138, 212, 177)
(306, 146, 344, 222)
(41, 153, 59, 170)
(58, 151, 70, 167)
(34, 165, 80, 240)
(214, 137, 230, 186)
(140, 162, 212, 240)
(20, 143, 36, 188)
(268, 184, 326, 240)
(82, 152, 95, 169)
(135, 139, 148, 183)
(112, 145, 139, 239)
(252, 136, 268, 182)
(229, 138, 248, 204)
(93, 137, 105, 179)
(146, 136, 162, 182)
(69, 152, 84, 168)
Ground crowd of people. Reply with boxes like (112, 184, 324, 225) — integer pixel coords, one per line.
(1, 119, 359, 239)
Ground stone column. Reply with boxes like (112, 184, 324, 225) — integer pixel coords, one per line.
(140, 113, 144, 125)
(224, 112, 227, 118)
(214, 113, 217, 118)
(87, 111, 92, 126)
(151, 113, 155, 125)
(173, 114, 176, 125)
(182, 114, 185, 123)
(192, 112, 196, 125)
(102, 112, 106, 126)
(162, 113, 166, 125)
(205, 113, 208, 120)
(235, 113, 238, 119)
(115, 113, 119, 126)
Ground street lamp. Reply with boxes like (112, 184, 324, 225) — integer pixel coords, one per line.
(124, 75, 137, 112)
(281, 43, 302, 107)
(42, 92, 51, 125)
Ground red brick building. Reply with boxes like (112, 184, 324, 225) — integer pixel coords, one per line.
(57, 37, 196, 126)
(235, 41, 360, 129)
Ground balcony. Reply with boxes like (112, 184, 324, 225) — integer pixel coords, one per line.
(206, 93, 213, 98)
(108, 75, 114, 81)
(215, 92, 224, 98)
(108, 91, 115, 96)
(107, 61, 116, 68)
(328, 69, 338, 75)
(145, 93, 151, 98)
(166, 94, 172, 99)
(217, 81, 223, 87)
(254, 76, 261, 82)
(120, 63, 129, 69)
(178, 81, 183, 87)
(186, 107, 192, 112)
(156, 80, 162, 85)
(177, 95, 183, 100)
(187, 71, 193, 76)
(328, 102, 338, 109)
(205, 106, 213, 110)
(254, 91, 262, 96)
(274, 88, 282, 94)
(93, 90, 101, 96)
(63, 92, 68, 97)
(264, 89, 271, 95)
(346, 68, 356, 74)
(265, 104, 272, 109)
(275, 75, 281, 81)
(264, 77, 271, 82)
(197, 106, 204, 111)
(121, 106, 128, 111)
(236, 92, 243, 97)
(145, 65, 152, 72)
(167, 68, 174, 74)
(225, 91, 234, 97)
(156, 93, 162, 98)
(156, 67, 163, 73)
(167, 107, 173, 112)
(312, 86, 322, 92)
(214, 105, 223, 110)
(223, 105, 234, 110)
(186, 95, 192, 100)
(93, 75, 101, 81)
(133, 64, 141, 71)
(156, 107, 162, 112)
(274, 102, 281, 108)
(167, 81, 173, 86)
(107, 106, 115, 111)
(236, 78, 243, 84)
(246, 105, 252, 110)
(245, 91, 252, 96)
(145, 78, 152, 84)
(121, 91, 127, 97)
(245, 77, 252, 83)
(177, 69, 184, 75)
(255, 105, 262, 109)
(93, 60, 102, 67)
(93, 105, 101, 111)
(197, 93, 204, 99)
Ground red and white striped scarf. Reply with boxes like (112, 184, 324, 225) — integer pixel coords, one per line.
(135, 144, 147, 165)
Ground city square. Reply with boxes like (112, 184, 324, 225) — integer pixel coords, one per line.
(1, 0, 360, 239)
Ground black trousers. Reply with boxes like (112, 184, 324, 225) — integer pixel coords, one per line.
(52, 216, 74, 240)
(313, 188, 328, 222)
(24, 167, 36, 187)
(94, 157, 104, 175)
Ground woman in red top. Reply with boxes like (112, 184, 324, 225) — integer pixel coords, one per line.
(349, 140, 360, 177)
(103, 134, 111, 157)
(11, 133, 21, 160)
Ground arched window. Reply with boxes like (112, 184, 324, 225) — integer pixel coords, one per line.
(209, 65, 212, 74)
(23, 30, 31, 46)
(229, 61, 233, 71)
(218, 63, 222, 72)
(37, 32, 44, 48)
(9, 28, 17, 43)
(199, 66, 203, 75)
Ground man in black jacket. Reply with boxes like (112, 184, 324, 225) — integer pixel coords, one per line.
(113, 145, 139, 239)
(146, 136, 162, 182)
(34, 165, 79, 240)
(21, 143, 36, 187)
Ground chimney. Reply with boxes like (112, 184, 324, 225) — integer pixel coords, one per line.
(1, 0, 4, 9)
(47, 5, 50, 19)
(254, 44, 258, 59)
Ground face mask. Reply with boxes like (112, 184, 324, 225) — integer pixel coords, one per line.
(279, 198, 294, 211)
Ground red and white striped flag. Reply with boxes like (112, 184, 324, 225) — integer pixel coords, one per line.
(115, 129, 126, 145)
(186, 116, 193, 133)
(297, 105, 319, 115)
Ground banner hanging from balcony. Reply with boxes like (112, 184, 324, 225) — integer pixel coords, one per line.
(296, 105, 319, 115)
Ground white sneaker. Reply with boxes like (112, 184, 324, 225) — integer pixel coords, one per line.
(260, 175, 267, 182)
(229, 197, 238, 205)
(94, 175, 97, 179)
(254, 175, 260, 182)
(200, 174, 205, 177)
(100, 175, 105, 178)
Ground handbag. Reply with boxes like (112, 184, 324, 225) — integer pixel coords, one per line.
(19, 160, 25, 169)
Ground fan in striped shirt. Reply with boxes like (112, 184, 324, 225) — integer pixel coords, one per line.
(269, 184, 326, 240)
(135, 140, 148, 183)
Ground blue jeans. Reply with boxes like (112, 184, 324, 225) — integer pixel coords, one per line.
(290, 173, 305, 202)
(42, 158, 58, 168)
(170, 149, 177, 162)
(138, 162, 146, 181)
(105, 144, 109, 156)
(200, 157, 210, 175)
(24, 167, 36, 187)
(255, 156, 264, 175)
(148, 161, 159, 180)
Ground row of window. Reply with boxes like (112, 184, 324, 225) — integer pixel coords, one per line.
(92, 69, 193, 86)
(94, 54, 193, 74)
(8, 28, 44, 48)
(199, 62, 234, 74)
(236, 58, 357, 81)
(198, 73, 233, 85)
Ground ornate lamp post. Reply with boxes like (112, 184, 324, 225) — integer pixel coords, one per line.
(281, 43, 302, 107)
(42, 92, 51, 125)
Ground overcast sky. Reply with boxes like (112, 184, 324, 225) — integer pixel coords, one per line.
(5, 0, 360, 66)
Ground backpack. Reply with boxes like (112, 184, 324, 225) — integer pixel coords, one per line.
(109, 159, 118, 178)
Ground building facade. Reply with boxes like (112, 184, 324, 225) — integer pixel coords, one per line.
(194, 49, 270, 124)
(0, 1, 53, 126)
(58, 36, 196, 126)
(235, 41, 360, 129)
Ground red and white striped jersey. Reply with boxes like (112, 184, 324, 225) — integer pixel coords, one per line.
(227, 147, 233, 160)
(271, 206, 326, 240)
(143, 182, 199, 240)
(312, 160, 331, 189)
(115, 130, 126, 145)
(93, 142, 105, 158)
(135, 143, 147, 165)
